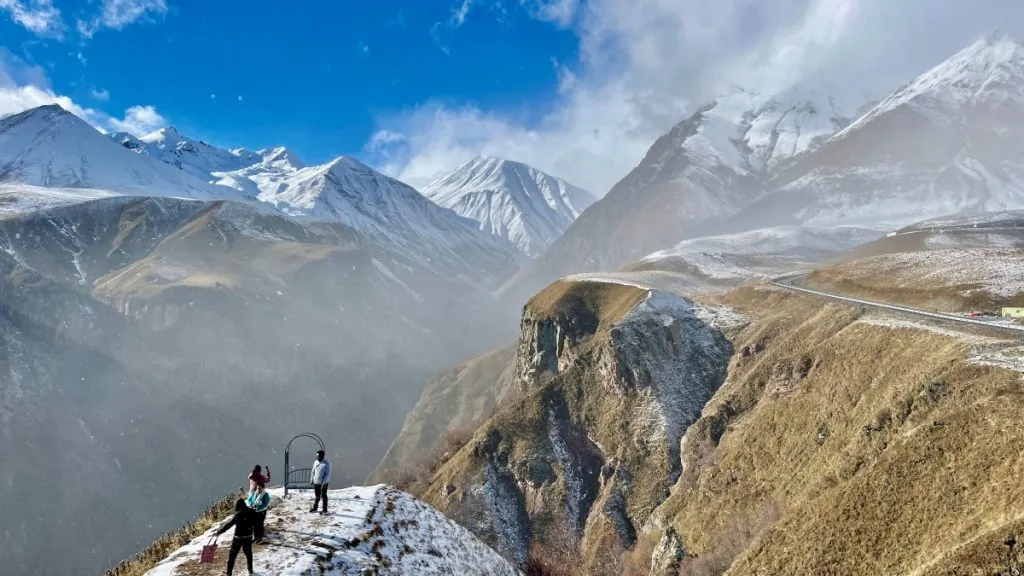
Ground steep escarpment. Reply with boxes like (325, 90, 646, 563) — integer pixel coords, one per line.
(420, 280, 736, 572)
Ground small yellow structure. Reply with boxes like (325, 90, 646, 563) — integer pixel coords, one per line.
(1002, 308, 1024, 318)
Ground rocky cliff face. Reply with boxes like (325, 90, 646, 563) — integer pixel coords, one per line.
(420, 280, 736, 570)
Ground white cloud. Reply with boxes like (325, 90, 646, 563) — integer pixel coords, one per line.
(451, 0, 474, 26)
(90, 87, 110, 101)
(0, 0, 63, 38)
(0, 50, 167, 137)
(108, 105, 165, 135)
(77, 0, 168, 38)
(368, 0, 1024, 195)
(520, 0, 580, 28)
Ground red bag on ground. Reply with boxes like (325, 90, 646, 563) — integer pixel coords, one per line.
(200, 538, 218, 564)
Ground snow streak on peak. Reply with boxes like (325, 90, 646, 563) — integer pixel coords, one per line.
(840, 32, 1024, 134)
(423, 155, 596, 256)
(258, 146, 304, 169)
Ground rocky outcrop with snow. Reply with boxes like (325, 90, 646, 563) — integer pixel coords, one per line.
(423, 280, 737, 571)
(144, 485, 519, 576)
(423, 156, 596, 256)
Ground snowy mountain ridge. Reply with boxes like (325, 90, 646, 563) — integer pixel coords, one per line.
(0, 105, 227, 199)
(837, 31, 1024, 137)
(423, 156, 596, 256)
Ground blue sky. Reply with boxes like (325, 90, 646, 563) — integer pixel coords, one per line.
(0, 0, 579, 164)
(0, 0, 1021, 193)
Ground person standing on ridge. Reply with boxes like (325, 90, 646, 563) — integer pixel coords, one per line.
(310, 449, 331, 514)
(247, 481, 271, 544)
(248, 464, 270, 494)
(215, 499, 257, 576)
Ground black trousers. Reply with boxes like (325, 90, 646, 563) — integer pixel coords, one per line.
(313, 483, 329, 511)
(227, 536, 253, 575)
(254, 511, 266, 541)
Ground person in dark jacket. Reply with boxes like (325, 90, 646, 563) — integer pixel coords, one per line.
(216, 499, 256, 576)
(248, 464, 270, 494)
(246, 481, 271, 544)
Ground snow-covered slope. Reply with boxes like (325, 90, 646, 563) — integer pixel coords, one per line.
(107, 121, 523, 283)
(499, 86, 868, 303)
(423, 156, 596, 256)
(630, 226, 881, 285)
(0, 105, 226, 199)
(241, 155, 524, 281)
(144, 485, 519, 576)
(740, 32, 1024, 230)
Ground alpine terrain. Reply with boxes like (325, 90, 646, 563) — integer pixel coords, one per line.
(423, 156, 596, 257)
(502, 32, 1024, 307)
(0, 104, 521, 576)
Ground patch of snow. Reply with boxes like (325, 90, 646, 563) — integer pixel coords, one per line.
(857, 315, 1008, 346)
(143, 485, 519, 576)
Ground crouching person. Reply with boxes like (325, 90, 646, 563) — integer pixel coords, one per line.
(247, 481, 272, 544)
(216, 499, 256, 576)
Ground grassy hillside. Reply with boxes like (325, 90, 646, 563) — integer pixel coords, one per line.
(654, 286, 1024, 575)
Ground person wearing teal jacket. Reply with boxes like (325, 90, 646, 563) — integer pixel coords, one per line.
(246, 482, 271, 544)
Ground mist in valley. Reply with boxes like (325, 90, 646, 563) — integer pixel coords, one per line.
(0, 195, 518, 575)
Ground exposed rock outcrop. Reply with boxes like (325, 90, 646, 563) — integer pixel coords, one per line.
(423, 280, 735, 570)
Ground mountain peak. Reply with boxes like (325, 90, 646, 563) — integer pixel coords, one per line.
(259, 146, 304, 169)
(1, 104, 80, 129)
(836, 32, 1024, 137)
(423, 156, 595, 256)
(140, 125, 183, 144)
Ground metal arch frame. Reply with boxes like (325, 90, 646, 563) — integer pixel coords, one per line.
(283, 432, 325, 497)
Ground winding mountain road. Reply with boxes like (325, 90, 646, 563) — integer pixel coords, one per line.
(771, 273, 1024, 338)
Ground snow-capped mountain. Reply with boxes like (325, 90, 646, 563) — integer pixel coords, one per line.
(422, 156, 596, 256)
(107, 121, 525, 283)
(503, 32, 1024, 304)
(499, 82, 869, 301)
(741, 32, 1024, 230)
(113, 126, 262, 182)
(0, 105, 224, 199)
(245, 155, 526, 280)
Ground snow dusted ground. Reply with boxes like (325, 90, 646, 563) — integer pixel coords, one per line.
(144, 485, 518, 576)
(0, 184, 117, 218)
(859, 315, 1024, 373)
(849, 248, 1024, 298)
(635, 226, 881, 283)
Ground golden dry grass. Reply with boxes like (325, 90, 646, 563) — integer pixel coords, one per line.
(105, 490, 242, 576)
(526, 279, 649, 327)
(655, 286, 1024, 575)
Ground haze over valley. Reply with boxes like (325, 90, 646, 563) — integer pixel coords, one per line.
(1, 2, 1024, 575)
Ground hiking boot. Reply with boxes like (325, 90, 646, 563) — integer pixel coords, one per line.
(308, 508, 317, 513)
